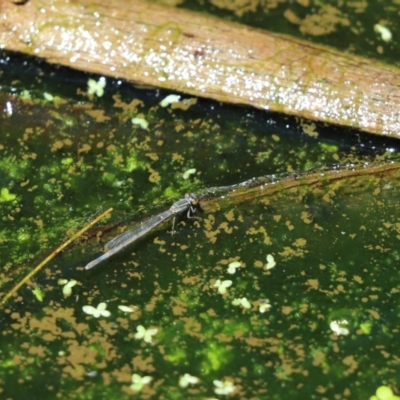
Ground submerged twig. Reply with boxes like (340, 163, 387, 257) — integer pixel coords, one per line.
(1, 207, 113, 305)
(199, 161, 400, 212)
(82, 161, 400, 266)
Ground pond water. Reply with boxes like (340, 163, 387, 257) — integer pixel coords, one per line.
(1, 1, 400, 399)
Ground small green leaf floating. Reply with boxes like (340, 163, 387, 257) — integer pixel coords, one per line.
(0, 188, 16, 202)
(87, 77, 106, 97)
(32, 286, 45, 302)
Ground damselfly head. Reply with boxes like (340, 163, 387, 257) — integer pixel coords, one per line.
(185, 193, 199, 205)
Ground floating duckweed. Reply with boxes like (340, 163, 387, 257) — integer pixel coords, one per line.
(370, 385, 400, 400)
(179, 373, 200, 388)
(213, 379, 235, 395)
(227, 261, 241, 274)
(214, 279, 232, 294)
(159, 94, 181, 107)
(82, 302, 111, 318)
(182, 168, 196, 180)
(360, 321, 373, 334)
(131, 117, 149, 130)
(265, 254, 276, 270)
(32, 286, 45, 302)
(0, 188, 16, 202)
(59, 279, 77, 297)
(43, 92, 54, 101)
(130, 374, 152, 392)
(87, 77, 106, 97)
(330, 320, 350, 336)
(259, 299, 272, 313)
(376, 386, 394, 399)
(232, 297, 251, 309)
(61, 157, 74, 166)
(118, 305, 136, 313)
(134, 325, 158, 343)
(374, 24, 392, 42)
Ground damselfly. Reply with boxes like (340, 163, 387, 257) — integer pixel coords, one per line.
(85, 193, 199, 270)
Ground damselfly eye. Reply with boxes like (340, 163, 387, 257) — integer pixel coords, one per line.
(185, 193, 198, 204)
